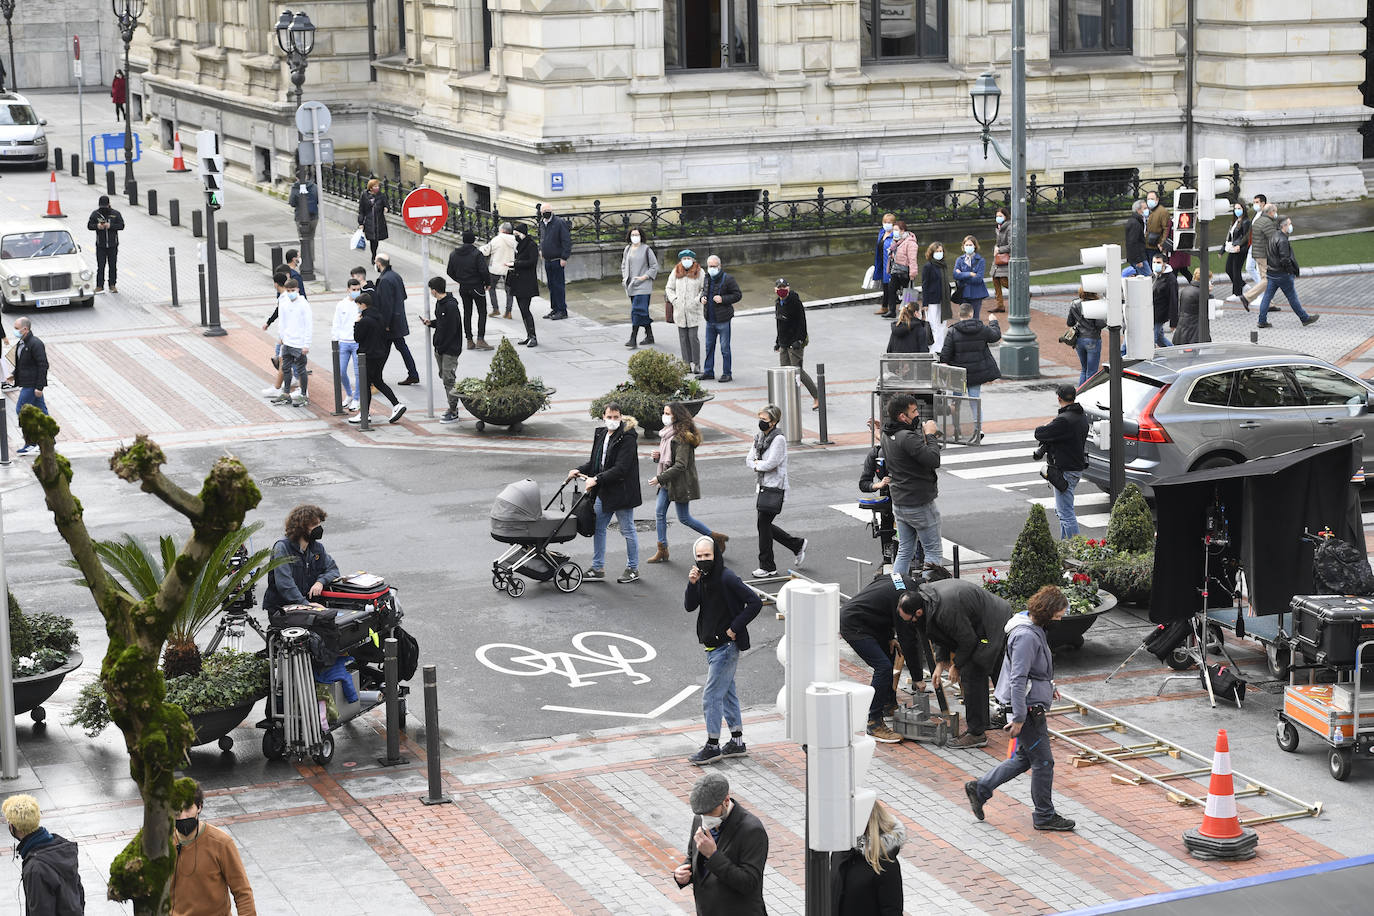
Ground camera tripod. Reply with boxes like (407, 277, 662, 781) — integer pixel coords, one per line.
(205, 606, 269, 654)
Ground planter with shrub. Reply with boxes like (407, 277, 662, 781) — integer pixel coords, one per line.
(590, 349, 712, 433)
(453, 338, 555, 432)
(1060, 483, 1155, 605)
(8, 591, 82, 724)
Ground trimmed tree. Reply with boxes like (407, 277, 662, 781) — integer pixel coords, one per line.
(19, 406, 262, 914)
(1106, 483, 1155, 553)
(1008, 504, 1063, 600)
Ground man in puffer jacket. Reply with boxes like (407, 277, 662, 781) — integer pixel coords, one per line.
(939, 302, 1001, 440)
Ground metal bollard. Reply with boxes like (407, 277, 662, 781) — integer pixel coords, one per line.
(53, 146, 62, 168)
(104, 170, 115, 195)
(243, 234, 255, 265)
(330, 340, 345, 416)
(85, 161, 95, 185)
(169, 199, 180, 227)
(270, 245, 283, 270)
(217, 221, 228, 251)
(191, 210, 203, 238)
(817, 362, 834, 445)
(378, 637, 407, 766)
(147, 189, 158, 217)
(127, 182, 138, 207)
(0, 404, 10, 466)
(69, 153, 79, 178)
(198, 263, 207, 326)
(419, 666, 452, 806)
(168, 247, 180, 309)
(357, 352, 372, 431)
(953, 543, 960, 579)
(1250, 330, 1259, 345)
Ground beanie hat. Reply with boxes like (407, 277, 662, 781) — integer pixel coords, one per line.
(2, 795, 41, 837)
(689, 773, 730, 814)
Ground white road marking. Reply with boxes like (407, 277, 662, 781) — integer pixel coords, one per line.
(827, 504, 988, 561)
(939, 446, 1040, 465)
(60, 341, 180, 431)
(1031, 492, 1111, 509)
(542, 684, 700, 720)
(948, 460, 1047, 479)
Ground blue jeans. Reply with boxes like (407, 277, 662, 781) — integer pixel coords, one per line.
(1153, 322, 1172, 348)
(545, 258, 567, 315)
(1054, 470, 1083, 539)
(702, 640, 741, 738)
(974, 708, 1058, 825)
(893, 501, 942, 578)
(630, 294, 651, 328)
(702, 320, 732, 376)
(1258, 272, 1310, 324)
(654, 487, 713, 545)
(844, 635, 895, 723)
(592, 496, 639, 571)
(336, 340, 359, 399)
(16, 387, 48, 445)
(1075, 337, 1101, 387)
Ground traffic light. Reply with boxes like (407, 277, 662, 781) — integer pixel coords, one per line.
(1197, 158, 1232, 221)
(1079, 243, 1123, 327)
(805, 682, 877, 851)
(197, 129, 225, 210)
(776, 582, 839, 744)
(1172, 188, 1198, 251)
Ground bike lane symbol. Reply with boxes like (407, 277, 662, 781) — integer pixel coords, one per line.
(476, 631, 657, 688)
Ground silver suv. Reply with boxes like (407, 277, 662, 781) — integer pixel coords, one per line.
(1079, 344, 1373, 496)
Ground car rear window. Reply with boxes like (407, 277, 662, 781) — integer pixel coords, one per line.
(0, 105, 38, 127)
(0, 231, 77, 259)
(1079, 372, 1164, 417)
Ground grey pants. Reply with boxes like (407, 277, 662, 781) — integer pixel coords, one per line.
(678, 325, 702, 372)
(778, 344, 819, 400)
(438, 353, 461, 411)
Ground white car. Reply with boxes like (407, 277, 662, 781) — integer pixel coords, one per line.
(0, 92, 49, 168)
(0, 221, 96, 312)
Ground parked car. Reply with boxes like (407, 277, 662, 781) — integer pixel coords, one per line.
(0, 92, 49, 168)
(1079, 343, 1373, 496)
(0, 221, 96, 311)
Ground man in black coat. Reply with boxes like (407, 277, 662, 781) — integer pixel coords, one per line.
(538, 204, 572, 319)
(86, 195, 125, 293)
(1173, 280, 1201, 346)
(420, 277, 464, 424)
(1258, 215, 1319, 329)
(510, 222, 542, 347)
(1033, 384, 1091, 539)
(898, 577, 1014, 748)
(698, 255, 742, 382)
(8, 317, 49, 456)
(674, 773, 768, 916)
(569, 403, 642, 582)
(939, 303, 1001, 440)
(446, 229, 492, 350)
(1123, 200, 1148, 275)
(772, 278, 819, 408)
(840, 573, 932, 744)
(1150, 254, 1178, 347)
(347, 291, 407, 425)
(373, 253, 419, 385)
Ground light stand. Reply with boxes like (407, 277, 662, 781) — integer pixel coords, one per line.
(0, 0, 16, 92)
(112, 0, 144, 200)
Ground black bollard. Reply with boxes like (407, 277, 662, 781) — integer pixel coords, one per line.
(0, 403, 10, 467)
(816, 362, 834, 445)
(105, 170, 115, 195)
(357, 352, 372, 431)
(419, 666, 452, 806)
(378, 637, 406, 766)
(168, 247, 180, 309)
(147, 189, 158, 217)
(69, 153, 79, 178)
(270, 245, 283, 270)
(217, 220, 228, 251)
(198, 262, 207, 326)
(85, 161, 95, 185)
(53, 146, 62, 169)
(243, 234, 255, 264)
(191, 209, 203, 238)
(169, 199, 180, 227)
(953, 543, 961, 578)
(330, 340, 345, 416)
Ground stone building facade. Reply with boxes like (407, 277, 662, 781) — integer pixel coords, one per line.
(130, 0, 1372, 211)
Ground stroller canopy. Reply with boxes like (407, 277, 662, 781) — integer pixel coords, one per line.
(492, 478, 544, 524)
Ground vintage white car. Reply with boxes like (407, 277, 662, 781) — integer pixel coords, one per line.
(0, 221, 96, 312)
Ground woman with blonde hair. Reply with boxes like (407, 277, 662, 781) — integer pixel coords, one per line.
(953, 234, 990, 320)
(356, 178, 390, 259)
(665, 249, 706, 373)
(833, 801, 905, 914)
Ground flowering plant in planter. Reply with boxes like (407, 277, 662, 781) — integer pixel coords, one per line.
(1064, 571, 1101, 615)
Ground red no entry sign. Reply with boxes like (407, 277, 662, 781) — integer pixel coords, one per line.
(402, 187, 449, 235)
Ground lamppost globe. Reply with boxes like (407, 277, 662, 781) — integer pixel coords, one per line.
(289, 11, 316, 55)
(970, 71, 1001, 128)
(274, 10, 294, 53)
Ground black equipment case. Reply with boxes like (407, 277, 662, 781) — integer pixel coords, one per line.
(317, 574, 400, 652)
(1290, 595, 1374, 668)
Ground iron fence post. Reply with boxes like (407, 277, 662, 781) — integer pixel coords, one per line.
(761, 189, 770, 231)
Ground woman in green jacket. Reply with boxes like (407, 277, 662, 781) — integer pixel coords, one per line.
(646, 403, 724, 563)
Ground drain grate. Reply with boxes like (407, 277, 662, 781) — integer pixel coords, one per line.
(260, 474, 316, 487)
(1023, 382, 1064, 391)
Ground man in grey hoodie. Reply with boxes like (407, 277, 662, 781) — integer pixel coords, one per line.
(963, 585, 1076, 832)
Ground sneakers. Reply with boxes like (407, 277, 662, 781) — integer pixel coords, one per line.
(964, 781, 986, 821)
(794, 539, 807, 568)
(751, 568, 778, 578)
(94, 286, 104, 293)
(388, 403, 407, 424)
(440, 410, 461, 424)
(720, 739, 748, 758)
(347, 414, 366, 425)
(718, 374, 732, 383)
(290, 395, 308, 407)
(262, 386, 285, 397)
(949, 731, 988, 749)
(270, 394, 292, 405)
(616, 567, 640, 584)
(344, 398, 358, 411)
(109, 286, 118, 294)
(583, 568, 605, 580)
(473, 339, 494, 350)
(15, 444, 36, 456)
(1034, 814, 1077, 832)
(1256, 322, 1273, 329)
(549, 312, 568, 320)
(867, 721, 903, 744)
(688, 743, 723, 766)
(1301, 314, 1320, 327)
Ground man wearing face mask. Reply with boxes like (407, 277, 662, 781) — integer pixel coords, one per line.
(331, 277, 363, 410)
(873, 212, 898, 318)
(1143, 190, 1169, 263)
(86, 193, 125, 293)
(568, 403, 643, 583)
(1243, 198, 1276, 307)
(673, 772, 768, 914)
(170, 781, 257, 916)
(1150, 255, 1177, 347)
(263, 504, 341, 612)
(539, 203, 572, 319)
(374, 253, 419, 384)
(882, 393, 942, 581)
(274, 278, 313, 406)
(8, 317, 49, 457)
(772, 279, 820, 410)
(1257, 215, 1318, 330)
(698, 255, 741, 382)
(2, 794, 85, 915)
(1123, 200, 1149, 276)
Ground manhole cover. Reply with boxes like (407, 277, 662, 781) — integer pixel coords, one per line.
(260, 474, 316, 487)
(1023, 383, 1063, 391)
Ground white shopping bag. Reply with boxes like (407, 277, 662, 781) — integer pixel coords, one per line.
(862, 266, 876, 290)
(350, 228, 367, 250)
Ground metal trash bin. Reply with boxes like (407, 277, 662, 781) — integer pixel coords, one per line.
(766, 365, 803, 444)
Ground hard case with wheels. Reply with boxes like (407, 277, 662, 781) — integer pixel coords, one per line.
(1289, 595, 1374, 668)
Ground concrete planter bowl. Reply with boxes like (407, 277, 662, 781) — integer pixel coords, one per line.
(12, 650, 83, 725)
(1047, 591, 1118, 650)
(460, 387, 556, 433)
(188, 697, 261, 753)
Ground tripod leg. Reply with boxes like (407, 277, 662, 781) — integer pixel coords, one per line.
(1195, 616, 1218, 709)
(1105, 642, 1149, 682)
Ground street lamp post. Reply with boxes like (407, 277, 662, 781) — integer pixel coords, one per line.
(112, 0, 144, 200)
(276, 10, 318, 279)
(969, 0, 1038, 378)
(0, 0, 17, 93)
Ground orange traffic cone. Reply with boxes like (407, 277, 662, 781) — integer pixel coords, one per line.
(42, 171, 66, 219)
(168, 132, 191, 172)
(1182, 729, 1258, 860)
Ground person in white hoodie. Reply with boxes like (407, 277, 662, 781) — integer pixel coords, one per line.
(275, 278, 313, 407)
(332, 277, 363, 410)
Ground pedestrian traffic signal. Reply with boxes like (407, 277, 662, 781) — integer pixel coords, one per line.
(197, 129, 225, 209)
(1173, 188, 1198, 251)
(1197, 158, 1232, 221)
(776, 582, 840, 744)
(1079, 243, 1123, 327)
(805, 682, 877, 851)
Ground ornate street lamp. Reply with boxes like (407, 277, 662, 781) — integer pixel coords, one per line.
(0, 0, 17, 93)
(112, 0, 144, 198)
(275, 9, 316, 109)
(969, 72, 1009, 168)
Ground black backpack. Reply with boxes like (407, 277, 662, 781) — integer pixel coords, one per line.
(1313, 537, 1374, 596)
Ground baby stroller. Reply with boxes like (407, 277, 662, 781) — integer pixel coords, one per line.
(490, 477, 588, 597)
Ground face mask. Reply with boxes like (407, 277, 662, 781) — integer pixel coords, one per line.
(1147, 199, 1158, 209)
(349, 290, 360, 299)
(701, 814, 723, 830)
(1153, 264, 1164, 274)
(681, 258, 694, 269)
(775, 289, 787, 298)
(995, 214, 1005, 225)
(882, 222, 893, 232)
(630, 234, 641, 244)
(287, 292, 299, 301)
(933, 251, 944, 261)
(707, 267, 720, 277)
(758, 419, 771, 432)
(12, 330, 21, 339)
(543, 213, 553, 222)
(1234, 208, 1243, 217)
(963, 245, 974, 255)
(309, 525, 324, 541)
(175, 816, 198, 837)
(514, 232, 525, 240)
(661, 413, 673, 427)
(1253, 203, 1262, 212)
(605, 418, 620, 431)
(695, 559, 714, 577)
(1284, 224, 1293, 234)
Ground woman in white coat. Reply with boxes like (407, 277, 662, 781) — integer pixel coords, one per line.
(665, 249, 706, 374)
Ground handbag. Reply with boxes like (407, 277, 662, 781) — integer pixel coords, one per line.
(665, 299, 675, 324)
(755, 485, 785, 515)
(1058, 327, 1079, 347)
(570, 486, 596, 537)
(994, 252, 1010, 267)
(889, 263, 910, 287)
(350, 227, 367, 250)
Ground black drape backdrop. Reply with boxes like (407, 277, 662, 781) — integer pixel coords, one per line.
(1149, 440, 1364, 623)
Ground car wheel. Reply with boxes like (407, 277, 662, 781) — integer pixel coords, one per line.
(1193, 455, 1238, 471)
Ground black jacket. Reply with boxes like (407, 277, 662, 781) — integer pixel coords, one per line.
(446, 243, 490, 289)
(839, 574, 929, 680)
(1152, 272, 1179, 327)
(1226, 215, 1251, 259)
(375, 268, 409, 338)
(86, 207, 125, 247)
(834, 848, 903, 916)
(510, 234, 541, 299)
(357, 190, 389, 241)
(431, 293, 464, 356)
(1123, 214, 1147, 265)
(353, 308, 390, 359)
(539, 214, 572, 260)
(577, 418, 642, 511)
(881, 420, 940, 509)
(701, 271, 742, 323)
(1033, 402, 1090, 472)
(1267, 231, 1299, 276)
(263, 537, 340, 611)
(13, 332, 48, 389)
(940, 318, 1002, 387)
(1174, 282, 1201, 345)
(918, 578, 1014, 672)
(290, 181, 319, 219)
(773, 290, 808, 348)
(1066, 299, 1107, 342)
(885, 317, 933, 354)
(685, 564, 763, 651)
(921, 259, 952, 321)
(681, 802, 769, 916)
(18, 829, 85, 916)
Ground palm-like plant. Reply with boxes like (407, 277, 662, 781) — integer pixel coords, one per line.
(68, 522, 290, 678)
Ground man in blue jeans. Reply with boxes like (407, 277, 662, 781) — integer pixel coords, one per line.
(569, 403, 642, 583)
(1257, 215, 1319, 330)
(840, 572, 931, 744)
(1033, 384, 1091, 539)
(539, 204, 572, 319)
(8, 317, 49, 456)
(698, 255, 742, 383)
(684, 535, 762, 766)
(881, 393, 943, 578)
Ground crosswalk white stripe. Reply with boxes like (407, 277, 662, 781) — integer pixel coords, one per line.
(121, 338, 250, 426)
(35, 378, 117, 441)
(949, 460, 1047, 479)
(1031, 492, 1112, 509)
(826, 504, 989, 560)
(1364, 512, 1374, 525)
(61, 341, 181, 432)
(940, 446, 1040, 465)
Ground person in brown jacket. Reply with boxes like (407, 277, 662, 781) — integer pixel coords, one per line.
(170, 782, 256, 916)
(1144, 189, 1170, 265)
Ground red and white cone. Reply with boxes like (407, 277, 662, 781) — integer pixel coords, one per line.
(42, 171, 66, 219)
(168, 132, 191, 172)
(1182, 729, 1258, 860)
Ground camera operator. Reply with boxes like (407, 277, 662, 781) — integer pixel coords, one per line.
(263, 504, 340, 611)
(881, 393, 943, 580)
(1032, 385, 1090, 540)
(861, 416, 898, 573)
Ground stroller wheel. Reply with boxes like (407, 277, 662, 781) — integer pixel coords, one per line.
(492, 571, 508, 590)
(555, 560, 584, 593)
(506, 577, 526, 598)
(475, 420, 486, 432)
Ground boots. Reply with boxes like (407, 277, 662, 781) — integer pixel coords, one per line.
(626, 327, 640, 348)
(643, 326, 655, 345)
(646, 542, 669, 564)
(504, 309, 512, 319)
(474, 338, 493, 350)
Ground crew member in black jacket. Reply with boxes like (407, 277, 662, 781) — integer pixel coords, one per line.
(374, 253, 419, 385)
(772, 278, 819, 408)
(1033, 384, 1091, 539)
(86, 195, 126, 292)
(569, 403, 642, 582)
(840, 573, 932, 743)
(446, 229, 492, 350)
(347, 291, 407, 425)
(420, 277, 464, 424)
(674, 772, 768, 915)
(1257, 215, 1318, 330)
(8, 317, 49, 456)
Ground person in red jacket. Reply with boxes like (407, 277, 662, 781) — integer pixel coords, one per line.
(111, 70, 128, 122)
